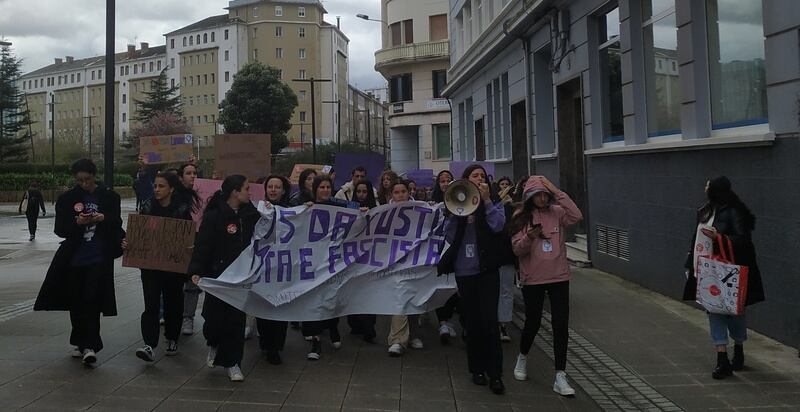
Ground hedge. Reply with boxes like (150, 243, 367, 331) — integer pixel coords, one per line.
(0, 173, 133, 191)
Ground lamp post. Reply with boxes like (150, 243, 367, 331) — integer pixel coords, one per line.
(291, 122, 310, 148)
(322, 100, 341, 150)
(104, 0, 116, 187)
(355, 14, 387, 24)
(292, 77, 330, 163)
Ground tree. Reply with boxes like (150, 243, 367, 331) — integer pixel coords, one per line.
(0, 40, 32, 162)
(218, 62, 297, 154)
(121, 110, 190, 160)
(134, 68, 182, 121)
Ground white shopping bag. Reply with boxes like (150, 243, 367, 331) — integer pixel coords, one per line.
(696, 235, 749, 315)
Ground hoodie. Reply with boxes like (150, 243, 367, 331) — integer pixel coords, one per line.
(511, 176, 583, 285)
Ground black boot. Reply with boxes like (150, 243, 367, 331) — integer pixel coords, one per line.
(732, 344, 744, 371)
(712, 352, 733, 379)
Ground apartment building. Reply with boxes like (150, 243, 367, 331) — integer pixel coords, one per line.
(376, 0, 451, 173)
(443, 0, 800, 346)
(347, 85, 390, 157)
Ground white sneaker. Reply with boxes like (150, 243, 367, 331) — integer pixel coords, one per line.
(206, 346, 217, 368)
(388, 343, 404, 357)
(410, 338, 424, 349)
(181, 318, 194, 335)
(82, 349, 97, 365)
(513, 354, 528, 381)
(332, 341, 342, 349)
(553, 371, 576, 396)
(70, 347, 82, 358)
(135, 345, 155, 362)
(447, 323, 457, 337)
(228, 365, 244, 382)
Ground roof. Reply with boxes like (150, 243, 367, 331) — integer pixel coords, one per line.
(165, 14, 232, 36)
(227, 0, 327, 14)
(21, 45, 166, 79)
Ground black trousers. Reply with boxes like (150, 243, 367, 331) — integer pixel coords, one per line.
(256, 318, 288, 351)
(520, 281, 570, 371)
(456, 270, 503, 379)
(302, 317, 339, 337)
(67, 264, 104, 352)
(347, 314, 377, 337)
(202, 294, 246, 367)
(436, 293, 466, 329)
(140, 271, 184, 348)
(25, 213, 38, 236)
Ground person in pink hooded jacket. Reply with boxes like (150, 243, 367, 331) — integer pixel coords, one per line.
(510, 175, 582, 396)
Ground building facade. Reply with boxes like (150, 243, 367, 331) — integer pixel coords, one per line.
(444, 0, 800, 346)
(347, 85, 390, 158)
(377, 0, 451, 173)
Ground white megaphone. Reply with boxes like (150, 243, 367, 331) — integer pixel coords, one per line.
(444, 179, 481, 216)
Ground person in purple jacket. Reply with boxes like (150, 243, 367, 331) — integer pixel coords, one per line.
(440, 164, 507, 395)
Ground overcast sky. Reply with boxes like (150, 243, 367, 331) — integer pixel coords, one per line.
(0, 0, 386, 89)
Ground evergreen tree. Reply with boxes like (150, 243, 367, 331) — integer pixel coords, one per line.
(0, 40, 32, 162)
(134, 68, 182, 121)
(218, 62, 297, 154)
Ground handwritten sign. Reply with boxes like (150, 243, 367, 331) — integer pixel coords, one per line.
(123, 214, 197, 273)
(214, 134, 271, 181)
(139, 134, 194, 164)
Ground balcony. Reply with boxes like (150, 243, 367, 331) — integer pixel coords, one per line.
(375, 40, 449, 71)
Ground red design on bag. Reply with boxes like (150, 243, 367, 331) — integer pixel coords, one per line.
(709, 285, 721, 296)
(226, 224, 238, 234)
(74, 203, 84, 212)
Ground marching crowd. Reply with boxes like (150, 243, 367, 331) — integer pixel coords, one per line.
(29, 156, 764, 398)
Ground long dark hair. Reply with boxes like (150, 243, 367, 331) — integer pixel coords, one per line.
(354, 179, 377, 208)
(297, 168, 316, 198)
(702, 176, 756, 230)
(155, 172, 200, 212)
(461, 164, 487, 180)
(264, 174, 291, 206)
(431, 170, 453, 203)
(206, 174, 247, 213)
(377, 170, 399, 204)
(312, 174, 334, 203)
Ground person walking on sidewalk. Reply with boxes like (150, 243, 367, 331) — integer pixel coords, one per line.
(128, 172, 197, 362)
(683, 176, 765, 380)
(189, 175, 259, 382)
(431, 170, 463, 344)
(34, 159, 125, 366)
(510, 175, 582, 396)
(178, 162, 204, 336)
(440, 165, 507, 395)
(347, 179, 379, 344)
(19, 182, 46, 241)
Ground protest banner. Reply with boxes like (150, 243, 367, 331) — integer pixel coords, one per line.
(192, 178, 266, 227)
(449, 160, 496, 181)
(404, 169, 435, 189)
(199, 201, 456, 321)
(334, 153, 386, 189)
(123, 214, 197, 273)
(214, 134, 271, 180)
(288, 164, 330, 185)
(139, 134, 194, 164)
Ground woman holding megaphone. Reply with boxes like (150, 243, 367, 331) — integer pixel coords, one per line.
(440, 164, 507, 395)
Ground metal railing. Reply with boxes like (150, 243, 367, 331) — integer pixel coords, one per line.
(375, 40, 449, 67)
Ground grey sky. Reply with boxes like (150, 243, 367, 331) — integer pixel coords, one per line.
(0, 0, 386, 89)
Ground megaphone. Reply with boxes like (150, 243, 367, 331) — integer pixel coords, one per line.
(444, 180, 481, 216)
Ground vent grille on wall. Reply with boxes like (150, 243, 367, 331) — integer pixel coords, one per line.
(596, 224, 630, 261)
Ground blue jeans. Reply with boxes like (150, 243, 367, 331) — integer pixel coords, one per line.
(708, 313, 747, 346)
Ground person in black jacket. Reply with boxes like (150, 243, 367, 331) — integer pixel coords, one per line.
(19, 182, 46, 241)
(127, 172, 196, 362)
(290, 168, 317, 206)
(189, 175, 259, 382)
(346, 179, 379, 343)
(256, 175, 292, 365)
(683, 176, 765, 380)
(33, 158, 125, 366)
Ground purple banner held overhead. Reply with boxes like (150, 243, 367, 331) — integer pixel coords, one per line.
(448, 161, 496, 181)
(334, 153, 386, 189)
(404, 169, 435, 189)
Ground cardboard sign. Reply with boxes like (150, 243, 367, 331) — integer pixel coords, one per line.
(123, 214, 197, 273)
(140, 134, 194, 165)
(333, 153, 386, 189)
(192, 178, 266, 228)
(214, 134, 272, 181)
(288, 164, 330, 185)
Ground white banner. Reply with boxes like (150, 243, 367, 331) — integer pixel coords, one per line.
(198, 201, 457, 321)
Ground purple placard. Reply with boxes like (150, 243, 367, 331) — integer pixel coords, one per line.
(333, 153, 386, 189)
(171, 136, 184, 145)
(404, 169, 435, 189)
(448, 161, 496, 181)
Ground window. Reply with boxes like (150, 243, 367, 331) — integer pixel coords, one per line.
(225, 50, 230, 61)
(189, 96, 194, 106)
(252, 27, 258, 39)
(204, 95, 209, 104)
(429, 14, 448, 41)
(183, 37, 187, 46)
(125, 66, 129, 75)
(71, 73, 75, 83)
(299, 69, 306, 79)
(189, 76, 193, 86)
(298, 27, 305, 37)
(77, 73, 81, 82)
(276, 26, 283, 37)
(196, 35, 200, 44)
(211, 32, 215, 42)
(91, 71, 95, 80)
(643, 0, 681, 137)
(389, 74, 413, 102)
(276, 48, 284, 59)
(203, 33, 208, 43)
(171, 39, 175, 49)
(278, 69, 283, 79)
(211, 94, 216, 103)
(433, 124, 451, 159)
(204, 74, 208, 84)
(299, 90, 306, 101)
(403, 19, 414, 44)
(253, 49, 258, 59)
(142, 63, 145, 72)
(299, 111, 307, 122)
(432, 70, 447, 98)
(598, 6, 623, 142)
(299, 48, 306, 59)
(149, 61, 154, 72)
(196, 75, 200, 85)
(225, 71, 230, 82)
(298, 7, 306, 17)
(253, 7, 258, 17)
(122, 93, 127, 103)
(122, 113, 126, 122)
(98, 69, 102, 79)
(189, 36, 193, 45)
(390, 22, 402, 46)
(224, 29, 229, 40)
(120, 67, 124, 76)
(203, 54, 207, 64)
(157, 60, 161, 70)
(275, 6, 282, 16)
(211, 73, 215, 83)
(171, 78, 175, 88)
(707, 0, 767, 129)
(171, 58, 175, 68)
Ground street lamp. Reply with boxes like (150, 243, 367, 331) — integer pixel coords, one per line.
(356, 14, 387, 24)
